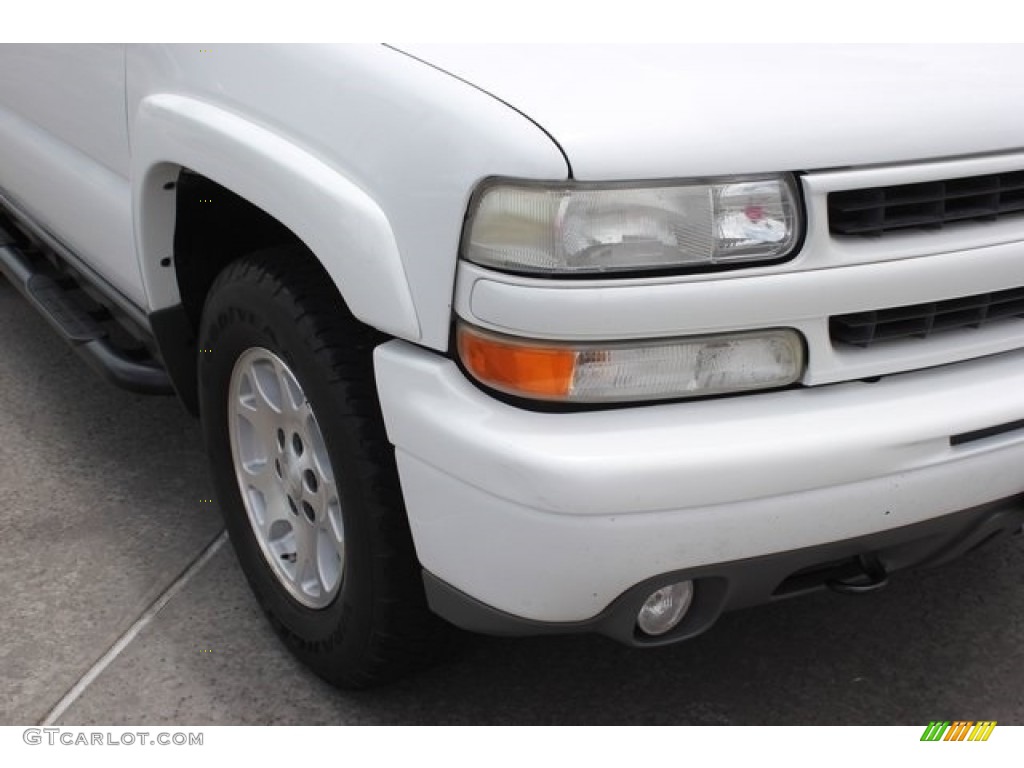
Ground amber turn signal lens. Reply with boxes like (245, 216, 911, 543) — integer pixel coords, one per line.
(457, 325, 576, 398)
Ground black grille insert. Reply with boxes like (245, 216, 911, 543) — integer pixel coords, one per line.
(829, 171, 1024, 236)
(831, 287, 1024, 347)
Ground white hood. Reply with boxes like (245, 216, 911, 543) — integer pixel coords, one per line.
(396, 44, 1024, 180)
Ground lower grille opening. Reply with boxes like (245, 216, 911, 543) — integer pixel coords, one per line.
(831, 286, 1024, 347)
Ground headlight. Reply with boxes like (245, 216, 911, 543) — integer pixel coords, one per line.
(457, 323, 805, 403)
(462, 175, 802, 276)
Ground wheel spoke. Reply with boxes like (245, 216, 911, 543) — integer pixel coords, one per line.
(305, 412, 334, 484)
(295, 532, 319, 598)
(316, 510, 344, 594)
(276, 359, 306, 414)
(252, 396, 280, 434)
(322, 482, 344, 544)
(247, 358, 283, 413)
(267, 525, 299, 574)
(235, 404, 277, 462)
(240, 467, 287, 534)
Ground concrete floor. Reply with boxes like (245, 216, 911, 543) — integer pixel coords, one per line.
(2, 275, 1023, 725)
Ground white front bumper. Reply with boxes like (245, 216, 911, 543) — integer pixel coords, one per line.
(375, 341, 1024, 623)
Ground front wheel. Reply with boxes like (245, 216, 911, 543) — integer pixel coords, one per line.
(198, 247, 445, 688)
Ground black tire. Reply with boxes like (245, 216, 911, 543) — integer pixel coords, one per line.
(198, 246, 446, 688)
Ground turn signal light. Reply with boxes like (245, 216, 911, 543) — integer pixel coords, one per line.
(457, 323, 804, 404)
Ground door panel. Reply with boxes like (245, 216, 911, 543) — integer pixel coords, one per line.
(0, 44, 144, 306)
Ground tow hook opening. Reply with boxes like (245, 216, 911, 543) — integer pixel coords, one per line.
(826, 553, 889, 595)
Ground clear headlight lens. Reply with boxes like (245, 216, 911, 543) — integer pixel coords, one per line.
(463, 175, 801, 275)
(457, 323, 805, 403)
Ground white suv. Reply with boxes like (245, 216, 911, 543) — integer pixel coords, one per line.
(1, 44, 1022, 687)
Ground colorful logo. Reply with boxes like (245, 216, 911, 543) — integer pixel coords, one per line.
(920, 721, 996, 741)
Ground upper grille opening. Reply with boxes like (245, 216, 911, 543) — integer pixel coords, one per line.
(829, 170, 1024, 237)
(831, 286, 1024, 347)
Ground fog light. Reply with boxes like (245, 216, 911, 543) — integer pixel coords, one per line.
(636, 581, 694, 637)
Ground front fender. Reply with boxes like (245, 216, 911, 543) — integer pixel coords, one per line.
(131, 93, 421, 341)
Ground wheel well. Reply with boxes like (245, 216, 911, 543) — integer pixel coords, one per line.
(155, 170, 308, 415)
(173, 170, 300, 330)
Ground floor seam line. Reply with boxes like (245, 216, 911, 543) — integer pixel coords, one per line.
(38, 529, 228, 726)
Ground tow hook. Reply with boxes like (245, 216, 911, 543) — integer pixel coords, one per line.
(827, 553, 889, 595)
